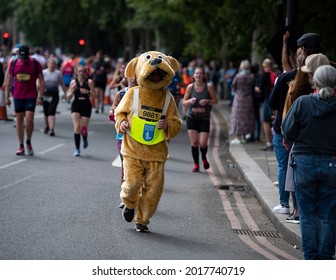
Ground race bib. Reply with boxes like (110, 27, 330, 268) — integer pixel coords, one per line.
(16, 73, 30, 81)
(192, 107, 206, 113)
(139, 105, 161, 122)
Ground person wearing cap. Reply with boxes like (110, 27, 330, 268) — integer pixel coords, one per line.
(4, 45, 45, 156)
(282, 65, 336, 260)
(283, 53, 330, 115)
(301, 53, 330, 85)
(296, 33, 322, 55)
(268, 32, 323, 216)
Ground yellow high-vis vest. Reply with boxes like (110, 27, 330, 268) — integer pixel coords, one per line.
(128, 88, 171, 145)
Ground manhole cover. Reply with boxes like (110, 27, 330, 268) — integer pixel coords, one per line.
(234, 229, 281, 238)
(216, 184, 246, 192)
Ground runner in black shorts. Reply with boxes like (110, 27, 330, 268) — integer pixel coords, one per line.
(186, 117, 210, 133)
(71, 95, 92, 117)
(67, 65, 96, 157)
(182, 66, 218, 172)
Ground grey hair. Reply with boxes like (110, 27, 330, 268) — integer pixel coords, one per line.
(313, 65, 336, 100)
(239, 60, 250, 71)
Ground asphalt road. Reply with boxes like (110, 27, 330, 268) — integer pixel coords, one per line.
(0, 100, 302, 260)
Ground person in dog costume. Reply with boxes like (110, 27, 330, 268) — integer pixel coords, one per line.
(115, 51, 182, 232)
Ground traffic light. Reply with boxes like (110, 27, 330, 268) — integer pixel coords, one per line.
(78, 39, 85, 46)
(3, 32, 9, 46)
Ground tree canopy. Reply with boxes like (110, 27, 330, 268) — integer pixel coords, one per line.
(1, 0, 335, 68)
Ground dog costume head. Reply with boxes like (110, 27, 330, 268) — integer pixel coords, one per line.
(125, 51, 179, 90)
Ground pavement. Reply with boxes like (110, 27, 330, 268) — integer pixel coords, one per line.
(1, 95, 301, 247)
(214, 99, 302, 248)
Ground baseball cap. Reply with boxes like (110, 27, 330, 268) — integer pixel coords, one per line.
(301, 53, 330, 73)
(18, 45, 30, 59)
(297, 33, 321, 50)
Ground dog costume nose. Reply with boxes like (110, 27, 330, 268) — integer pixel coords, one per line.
(150, 58, 162, 66)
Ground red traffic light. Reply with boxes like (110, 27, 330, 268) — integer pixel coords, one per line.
(3, 32, 9, 39)
(78, 39, 85, 46)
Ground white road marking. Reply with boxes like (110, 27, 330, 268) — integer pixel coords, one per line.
(0, 159, 27, 170)
(0, 172, 41, 191)
(38, 144, 66, 155)
(112, 155, 122, 167)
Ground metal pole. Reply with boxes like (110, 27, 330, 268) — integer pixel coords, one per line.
(286, 0, 299, 25)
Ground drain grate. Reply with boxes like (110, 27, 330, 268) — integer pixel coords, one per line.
(234, 229, 281, 238)
(216, 184, 246, 192)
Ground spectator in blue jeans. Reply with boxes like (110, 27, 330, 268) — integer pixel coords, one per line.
(282, 65, 336, 260)
(268, 32, 323, 215)
(268, 70, 296, 214)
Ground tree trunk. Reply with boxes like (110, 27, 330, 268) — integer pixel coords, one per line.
(154, 28, 160, 51)
(251, 28, 263, 66)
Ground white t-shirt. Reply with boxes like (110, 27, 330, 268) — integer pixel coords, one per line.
(43, 69, 61, 94)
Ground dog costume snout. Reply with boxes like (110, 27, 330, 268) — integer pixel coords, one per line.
(150, 58, 162, 66)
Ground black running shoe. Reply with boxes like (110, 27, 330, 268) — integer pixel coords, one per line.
(122, 207, 135, 222)
(135, 224, 149, 233)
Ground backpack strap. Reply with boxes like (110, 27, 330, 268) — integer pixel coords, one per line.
(11, 58, 18, 78)
(132, 88, 140, 116)
(32, 58, 38, 77)
(12, 58, 39, 78)
(161, 91, 171, 117)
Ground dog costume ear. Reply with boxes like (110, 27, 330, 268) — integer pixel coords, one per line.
(125, 57, 138, 78)
(167, 56, 179, 72)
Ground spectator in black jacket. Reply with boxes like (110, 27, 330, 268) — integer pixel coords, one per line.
(268, 32, 322, 215)
(282, 65, 336, 260)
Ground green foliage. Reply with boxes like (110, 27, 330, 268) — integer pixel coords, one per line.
(1, 0, 336, 65)
(0, 1, 15, 19)
(299, 0, 336, 60)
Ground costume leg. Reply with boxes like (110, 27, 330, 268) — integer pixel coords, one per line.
(135, 161, 165, 226)
(120, 156, 144, 209)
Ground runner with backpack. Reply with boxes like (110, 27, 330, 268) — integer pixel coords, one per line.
(4, 45, 45, 156)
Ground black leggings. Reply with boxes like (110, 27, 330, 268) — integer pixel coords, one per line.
(43, 95, 59, 116)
